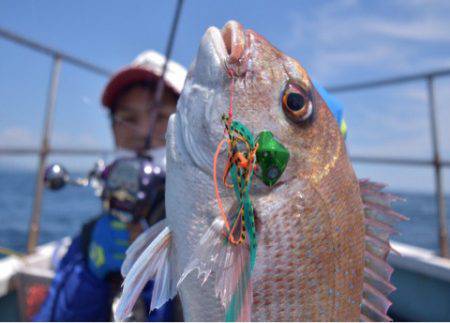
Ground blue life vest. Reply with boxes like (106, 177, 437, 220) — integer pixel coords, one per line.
(34, 216, 176, 322)
(313, 82, 347, 138)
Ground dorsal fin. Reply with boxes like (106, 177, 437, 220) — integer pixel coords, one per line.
(359, 179, 408, 321)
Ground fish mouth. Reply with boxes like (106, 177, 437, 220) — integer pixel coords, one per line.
(175, 21, 249, 175)
(205, 21, 248, 76)
(221, 21, 247, 67)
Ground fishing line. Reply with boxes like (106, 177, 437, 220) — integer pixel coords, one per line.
(213, 71, 258, 246)
(112, 114, 165, 142)
(213, 138, 229, 231)
(143, 0, 184, 151)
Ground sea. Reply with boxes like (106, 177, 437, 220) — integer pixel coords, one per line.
(0, 169, 449, 257)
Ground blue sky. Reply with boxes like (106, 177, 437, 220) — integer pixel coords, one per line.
(0, 0, 450, 192)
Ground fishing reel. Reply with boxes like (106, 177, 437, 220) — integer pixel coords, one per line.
(44, 153, 166, 224)
(44, 160, 105, 192)
(101, 155, 166, 224)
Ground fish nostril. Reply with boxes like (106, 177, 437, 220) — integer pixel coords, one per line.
(221, 21, 245, 64)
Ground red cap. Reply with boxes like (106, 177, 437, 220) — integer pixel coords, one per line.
(101, 50, 187, 109)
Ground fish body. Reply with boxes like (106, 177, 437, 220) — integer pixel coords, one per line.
(116, 21, 404, 322)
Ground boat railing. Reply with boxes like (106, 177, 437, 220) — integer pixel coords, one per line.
(0, 27, 113, 254)
(0, 26, 449, 257)
(327, 68, 450, 258)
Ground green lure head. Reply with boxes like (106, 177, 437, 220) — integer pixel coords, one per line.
(255, 131, 290, 187)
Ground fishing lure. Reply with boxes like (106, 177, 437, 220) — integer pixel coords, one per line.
(211, 74, 290, 321)
(255, 131, 290, 187)
(218, 117, 258, 256)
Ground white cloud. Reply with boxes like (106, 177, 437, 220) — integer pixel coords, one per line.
(348, 133, 431, 159)
(282, 1, 450, 82)
(81, 95, 94, 107)
(316, 46, 393, 66)
(0, 127, 37, 146)
(0, 126, 104, 150)
(79, 133, 102, 148)
(362, 17, 450, 42)
(311, 45, 409, 81)
(52, 132, 103, 149)
(277, 0, 450, 182)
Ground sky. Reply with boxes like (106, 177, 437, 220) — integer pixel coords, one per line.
(0, 0, 450, 192)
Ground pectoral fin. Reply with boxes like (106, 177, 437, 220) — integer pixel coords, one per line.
(115, 226, 176, 321)
(121, 219, 167, 277)
(178, 218, 252, 321)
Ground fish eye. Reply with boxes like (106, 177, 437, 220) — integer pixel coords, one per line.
(281, 83, 313, 123)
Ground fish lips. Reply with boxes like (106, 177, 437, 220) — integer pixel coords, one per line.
(199, 22, 249, 78)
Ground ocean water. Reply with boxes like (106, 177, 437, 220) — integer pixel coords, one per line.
(0, 169, 449, 257)
(0, 169, 100, 255)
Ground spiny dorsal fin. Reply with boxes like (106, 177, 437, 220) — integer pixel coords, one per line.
(359, 179, 408, 322)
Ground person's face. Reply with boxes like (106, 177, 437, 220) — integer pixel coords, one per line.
(112, 85, 177, 151)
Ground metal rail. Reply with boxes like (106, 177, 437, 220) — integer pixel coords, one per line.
(327, 69, 450, 258)
(0, 27, 112, 253)
(0, 28, 112, 77)
(0, 147, 114, 155)
(0, 26, 449, 256)
(27, 57, 62, 252)
(327, 68, 450, 92)
(350, 156, 450, 167)
(427, 77, 448, 257)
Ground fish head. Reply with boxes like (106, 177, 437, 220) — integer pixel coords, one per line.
(177, 20, 345, 185)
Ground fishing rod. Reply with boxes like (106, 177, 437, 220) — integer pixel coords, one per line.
(143, 0, 184, 151)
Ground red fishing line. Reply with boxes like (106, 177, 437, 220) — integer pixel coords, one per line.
(215, 70, 236, 233)
(229, 74, 234, 120)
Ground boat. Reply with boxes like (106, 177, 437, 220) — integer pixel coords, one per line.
(2, 239, 450, 321)
(389, 241, 450, 321)
(1, 25, 450, 322)
(0, 239, 70, 321)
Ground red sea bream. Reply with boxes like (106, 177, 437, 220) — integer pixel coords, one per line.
(115, 20, 405, 322)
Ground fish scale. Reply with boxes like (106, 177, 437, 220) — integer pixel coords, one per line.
(115, 20, 406, 322)
(253, 183, 335, 320)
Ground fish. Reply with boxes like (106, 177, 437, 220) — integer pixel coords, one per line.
(115, 20, 406, 322)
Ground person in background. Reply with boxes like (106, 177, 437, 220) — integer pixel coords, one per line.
(34, 51, 187, 322)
